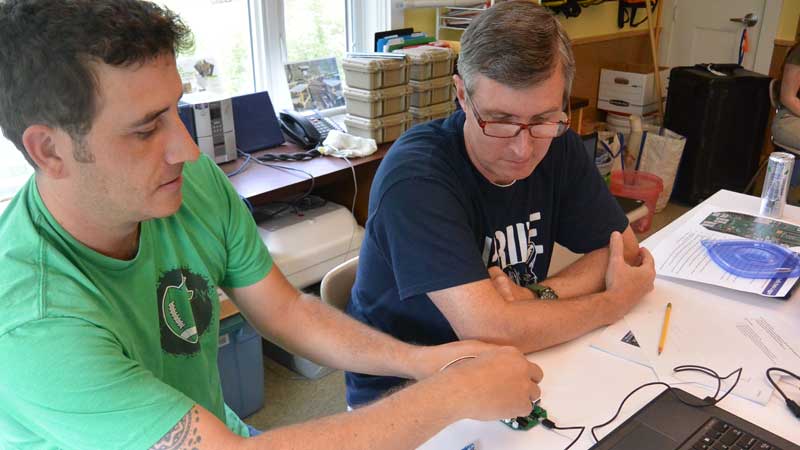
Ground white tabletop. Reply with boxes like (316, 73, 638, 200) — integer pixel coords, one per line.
(418, 190, 800, 450)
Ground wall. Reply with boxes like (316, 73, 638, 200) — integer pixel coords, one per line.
(778, 0, 800, 42)
(404, 1, 651, 43)
(404, 2, 658, 125)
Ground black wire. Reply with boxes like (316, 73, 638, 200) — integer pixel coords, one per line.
(589, 365, 742, 442)
(247, 156, 317, 221)
(546, 422, 585, 450)
(255, 149, 322, 162)
(766, 367, 800, 402)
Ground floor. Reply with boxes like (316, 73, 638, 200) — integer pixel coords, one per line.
(243, 201, 692, 432)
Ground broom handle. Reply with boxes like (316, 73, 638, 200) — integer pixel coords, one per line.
(645, 0, 664, 119)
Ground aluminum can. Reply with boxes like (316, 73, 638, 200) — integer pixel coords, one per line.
(760, 152, 795, 218)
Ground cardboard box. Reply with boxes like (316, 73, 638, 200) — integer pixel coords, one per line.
(598, 64, 669, 115)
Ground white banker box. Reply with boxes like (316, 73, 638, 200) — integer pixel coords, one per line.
(598, 64, 669, 115)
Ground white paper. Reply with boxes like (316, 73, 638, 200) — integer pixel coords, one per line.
(590, 319, 651, 368)
(648, 204, 799, 297)
(624, 290, 800, 405)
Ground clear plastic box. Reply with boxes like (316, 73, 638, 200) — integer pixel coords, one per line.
(409, 101, 455, 126)
(343, 84, 411, 118)
(409, 76, 454, 108)
(344, 112, 411, 144)
(397, 46, 455, 81)
(342, 57, 409, 90)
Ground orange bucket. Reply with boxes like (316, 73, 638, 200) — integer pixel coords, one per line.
(610, 170, 664, 233)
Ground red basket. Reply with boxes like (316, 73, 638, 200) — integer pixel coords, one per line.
(610, 170, 664, 233)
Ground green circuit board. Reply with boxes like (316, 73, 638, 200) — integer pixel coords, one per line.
(500, 403, 548, 431)
(700, 211, 800, 248)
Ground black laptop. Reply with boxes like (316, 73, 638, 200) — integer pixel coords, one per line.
(590, 388, 799, 450)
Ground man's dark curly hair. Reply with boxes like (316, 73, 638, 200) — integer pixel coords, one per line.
(0, 0, 193, 167)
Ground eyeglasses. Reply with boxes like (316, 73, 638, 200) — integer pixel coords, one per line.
(466, 92, 570, 139)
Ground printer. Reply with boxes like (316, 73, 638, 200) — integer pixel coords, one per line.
(257, 201, 364, 289)
(256, 201, 364, 378)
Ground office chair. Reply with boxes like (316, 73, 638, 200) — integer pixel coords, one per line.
(320, 256, 358, 312)
(745, 79, 800, 194)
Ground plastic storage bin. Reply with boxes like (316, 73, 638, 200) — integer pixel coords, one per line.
(398, 46, 455, 81)
(409, 101, 455, 126)
(408, 76, 454, 108)
(609, 170, 663, 233)
(343, 84, 410, 118)
(217, 314, 264, 419)
(345, 112, 411, 144)
(342, 57, 409, 90)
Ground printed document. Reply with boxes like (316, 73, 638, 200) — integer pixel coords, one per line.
(648, 205, 799, 297)
(620, 285, 800, 405)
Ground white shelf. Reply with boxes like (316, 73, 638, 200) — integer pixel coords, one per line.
(435, 2, 494, 39)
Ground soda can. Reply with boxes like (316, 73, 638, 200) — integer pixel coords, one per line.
(760, 152, 795, 218)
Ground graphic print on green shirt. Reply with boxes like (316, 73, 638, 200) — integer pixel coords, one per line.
(159, 269, 214, 352)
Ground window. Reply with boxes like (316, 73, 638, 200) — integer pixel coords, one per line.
(159, 0, 256, 95)
(0, 0, 392, 197)
(284, 1, 347, 65)
(157, 0, 380, 110)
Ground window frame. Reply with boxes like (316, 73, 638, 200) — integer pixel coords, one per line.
(251, 0, 394, 111)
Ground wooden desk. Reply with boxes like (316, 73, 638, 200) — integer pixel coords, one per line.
(219, 141, 390, 224)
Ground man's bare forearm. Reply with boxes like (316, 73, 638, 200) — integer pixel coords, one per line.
(259, 291, 422, 379)
(455, 290, 616, 352)
(544, 249, 608, 299)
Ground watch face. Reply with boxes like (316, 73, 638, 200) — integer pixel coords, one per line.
(528, 283, 558, 300)
(538, 287, 558, 300)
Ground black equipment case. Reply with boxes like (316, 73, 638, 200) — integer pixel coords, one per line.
(664, 64, 770, 205)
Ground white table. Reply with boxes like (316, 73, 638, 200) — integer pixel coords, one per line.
(419, 190, 800, 450)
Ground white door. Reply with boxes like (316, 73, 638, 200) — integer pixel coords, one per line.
(660, 0, 782, 75)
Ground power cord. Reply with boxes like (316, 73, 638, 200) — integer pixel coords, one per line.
(255, 149, 322, 162)
(590, 365, 742, 442)
(766, 367, 800, 419)
(339, 154, 358, 265)
(226, 150, 253, 177)
(538, 364, 742, 450)
(541, 419, 584, 450)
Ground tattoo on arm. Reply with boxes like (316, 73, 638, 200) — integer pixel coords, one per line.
(150, 407, 203, 450)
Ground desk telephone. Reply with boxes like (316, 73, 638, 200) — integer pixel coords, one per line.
(279, 110, 342, 149)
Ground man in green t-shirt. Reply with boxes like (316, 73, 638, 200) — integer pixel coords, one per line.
(0, 1, 545, 449)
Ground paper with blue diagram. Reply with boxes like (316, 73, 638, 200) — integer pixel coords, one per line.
(648, 204, 800, 298)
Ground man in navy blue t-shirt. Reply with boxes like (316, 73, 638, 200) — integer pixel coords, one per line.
(346, 1, 656, 407)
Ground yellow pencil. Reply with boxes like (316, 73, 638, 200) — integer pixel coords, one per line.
(658, 302, 672, 355)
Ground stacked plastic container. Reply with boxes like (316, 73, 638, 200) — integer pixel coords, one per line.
(400, 46, 457, 126)
(342, 56, 412, 144)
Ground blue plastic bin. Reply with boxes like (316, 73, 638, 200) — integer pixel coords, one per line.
(218, 313, 264, 418)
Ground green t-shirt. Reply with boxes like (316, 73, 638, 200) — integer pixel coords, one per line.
(0, 155, 272, 449)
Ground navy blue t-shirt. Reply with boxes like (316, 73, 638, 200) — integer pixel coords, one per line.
(345, 110, 628, 406)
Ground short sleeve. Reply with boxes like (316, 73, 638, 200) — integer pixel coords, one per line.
(555, 133, 628, 253)
(0, 319, 194, 450)
(213, 165, 273, 288)
(371, 177, 489, 299)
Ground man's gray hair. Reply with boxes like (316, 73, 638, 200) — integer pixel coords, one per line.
(457, 0, 575, 105)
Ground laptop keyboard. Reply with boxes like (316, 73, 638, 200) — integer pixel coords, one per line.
(691, 418, 782, 450)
